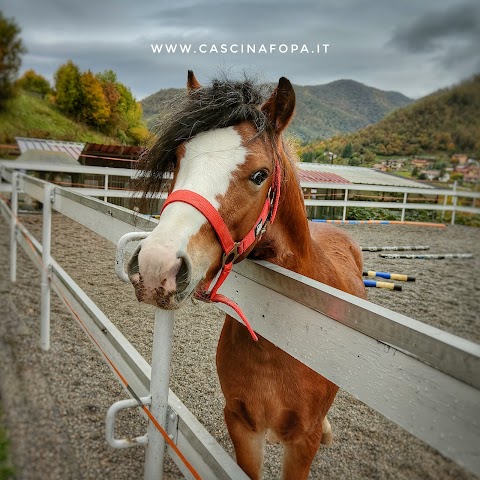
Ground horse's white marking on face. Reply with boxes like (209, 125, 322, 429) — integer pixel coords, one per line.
(152, 126, 247, 245)
(139, 126, 247, 290)
(174, 126, 247, 207)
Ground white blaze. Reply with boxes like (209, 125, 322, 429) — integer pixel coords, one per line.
(139, 127, 247, 291)
(142, 126, 247, 263)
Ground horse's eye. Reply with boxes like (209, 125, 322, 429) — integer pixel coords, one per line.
(250, 170, 268, 186)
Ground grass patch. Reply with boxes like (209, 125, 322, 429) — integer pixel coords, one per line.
(0, 402, 15, 480)
(392, 171, 414, 178)
(0, 92, 115, 144)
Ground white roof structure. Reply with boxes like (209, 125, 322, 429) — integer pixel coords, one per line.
(16, 137, 85, 160)
(298, 163, 431, 188)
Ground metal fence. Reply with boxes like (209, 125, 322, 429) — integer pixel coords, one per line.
(1, 166, 480, 478)
(301, 181, 480, 224)
(2, 160, 480, 224)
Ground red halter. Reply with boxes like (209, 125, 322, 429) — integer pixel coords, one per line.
(161, 159, 281, 341)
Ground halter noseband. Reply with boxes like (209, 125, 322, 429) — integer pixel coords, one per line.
(160, 158, 281, 341)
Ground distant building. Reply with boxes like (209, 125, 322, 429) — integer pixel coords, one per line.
(451, 153, 468, 165)
(323, 151, 338, 161)
(79, 143, 144, 169)
(411, 157, 434, 169)
(383, 158, 406, 170)
(439, 172, 451, 183)
(372, 163, 387, 172)
(15, 137, 84, 165)
(458, 164, 480, 184)
(421, 169, 441, 181)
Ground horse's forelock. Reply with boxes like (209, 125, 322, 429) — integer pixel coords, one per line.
(133, 77, 274, 206)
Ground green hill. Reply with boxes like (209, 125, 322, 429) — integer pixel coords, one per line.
(289, 80, 411, 141)
(141, 79, 412, 142)
(317, 75, 480, 161)
(0, 91, 116, 145)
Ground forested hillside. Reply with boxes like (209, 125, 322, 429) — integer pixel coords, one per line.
(141, 79, 411, 141)
(303, 75, 480, 162)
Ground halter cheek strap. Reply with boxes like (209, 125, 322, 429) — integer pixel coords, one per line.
(160, 160, 281, 341)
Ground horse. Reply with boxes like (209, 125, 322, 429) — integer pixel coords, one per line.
(128, 71, 366, 479)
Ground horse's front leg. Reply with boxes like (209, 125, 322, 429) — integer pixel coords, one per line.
(224, 404, 266, 480)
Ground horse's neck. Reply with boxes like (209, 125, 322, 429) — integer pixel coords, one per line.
(252, 155, 331, 278)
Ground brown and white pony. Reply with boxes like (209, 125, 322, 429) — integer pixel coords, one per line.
(129, 72, 366, 479)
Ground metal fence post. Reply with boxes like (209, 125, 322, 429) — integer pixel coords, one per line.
(104, 174, 109, 202)
(451, 181, 457, 226)
(441, 194, 448, 221)
(144, 309, 175, 480)
(401, 192, 408, 222)
(342, 188, 348, 221)
(40, 184, 54, 351)
(10, 172, 19, 283)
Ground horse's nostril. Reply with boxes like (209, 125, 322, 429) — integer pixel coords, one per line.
(176, 255, 191, 294)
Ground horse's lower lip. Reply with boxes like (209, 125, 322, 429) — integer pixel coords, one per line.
(155, 283, 198, 309)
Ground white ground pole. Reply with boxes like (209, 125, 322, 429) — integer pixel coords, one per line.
(10, 171, 19, 282)
(144, 309, 175, 480)
(40, 183, 54, 351)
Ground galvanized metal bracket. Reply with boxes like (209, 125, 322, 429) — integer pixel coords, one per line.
(115, 231, 150, 283)
(105, 396, 151, 449)
(105, 397, 180, 450)
(166, 406, 179, 444)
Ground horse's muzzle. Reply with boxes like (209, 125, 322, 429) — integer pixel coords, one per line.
(127, 243, 192, 309)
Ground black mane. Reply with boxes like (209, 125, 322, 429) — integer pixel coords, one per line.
(134, 76, 273, 200)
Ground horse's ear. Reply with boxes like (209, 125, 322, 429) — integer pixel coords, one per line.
(187, 70, 202, 93)
(261, 77, 295, 133)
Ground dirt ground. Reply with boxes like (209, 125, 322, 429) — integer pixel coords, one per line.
(0, 212, 479, 480)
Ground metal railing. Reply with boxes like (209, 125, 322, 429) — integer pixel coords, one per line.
(3, 160, 480, 223)
(301, 181, 480, 224)
(1, 166, 480, 477)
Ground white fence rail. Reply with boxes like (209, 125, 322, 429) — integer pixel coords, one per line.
(2, 160, 480, 223)
(1, 166, 480, 477)
(0, 185, 247, 480)
(302, 181, 480, 224)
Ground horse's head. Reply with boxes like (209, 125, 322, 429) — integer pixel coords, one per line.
(128, 71, 295, 309)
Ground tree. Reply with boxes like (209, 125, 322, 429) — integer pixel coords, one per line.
(341, 142, 353, 158)
(96, 70, 121, 134)
(80, 70, 110, 127)
(16, 69, 51, 95)
(95, 69, 149, 143)
(0, 12, 26, 109)
(54, 60, 83, 117)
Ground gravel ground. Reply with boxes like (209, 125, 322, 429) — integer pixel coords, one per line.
(0, 212, 479, 480)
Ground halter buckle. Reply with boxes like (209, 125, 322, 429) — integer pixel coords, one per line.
(222, 242, 242, 267)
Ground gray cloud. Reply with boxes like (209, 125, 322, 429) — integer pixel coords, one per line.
(389, 2, 480, 53)
(1, 0, 478, 99)
(387, 2, 480, 90)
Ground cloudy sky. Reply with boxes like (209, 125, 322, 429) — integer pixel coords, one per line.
(2, 0, 479, 100)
